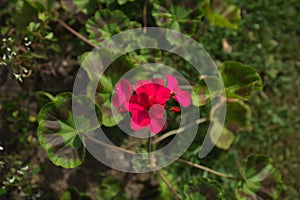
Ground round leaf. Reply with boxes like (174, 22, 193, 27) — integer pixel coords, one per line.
(236, 155, 282, 199)
(220, 61, 263, 100)
(37, 92, 102, 168)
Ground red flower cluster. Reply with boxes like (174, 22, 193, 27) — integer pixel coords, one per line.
(112, 75, 191, 134)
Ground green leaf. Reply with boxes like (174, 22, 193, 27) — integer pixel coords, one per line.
(25, 0, 54, 12)
(37, 92, 102, 168)
(191, 76, 223, 106)
(1, 27, 9, 35)
(209, 120, 235, 150)
(101, 99, 124, 127)
(117, 0, 135, 5)
(98, 177, 128, 200)
(35, 91, 55, 107)
(61, 187, 92, 200)
(14, 1, 38, 31)
(204, 0, 241, 29)
(209, 99, 251, 150)
(236, 155, 282, 200)
(98, 0, 115, 5)
(152, 1, 203, 41)
(152, 3, 180, 31)
(225, 101, 251, 132)
(38, 12, 48, 21)
(127, 48, 162, 65)
(213, 99, 251, 132)
(220, 61, 263, 100)
(44, 32, 53, 40)
(183, 177, 224, 199)
(30, 51, 48, 60)
(86, 9, 141, 45)
(61, 0, 97, 14)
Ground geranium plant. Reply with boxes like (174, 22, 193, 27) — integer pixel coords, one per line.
(21, 0, 283, 199)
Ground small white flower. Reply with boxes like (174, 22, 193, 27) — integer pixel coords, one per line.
(8, 176, 15, 183)
(13, 73, 23, 82)
(17, 170, 24, 175)
(25, 41, 32, 46)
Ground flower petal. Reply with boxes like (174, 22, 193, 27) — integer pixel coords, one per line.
(148, 117, 165, 134)
(148, 104, 166, 134)
(149, 104, 165, 119)
(155, 86, 171, 104)
(112, 79, 132, 108)
(173, 88, 191, 107)
(129, 95, 145, 111)
(166, 74, 178, 91)
(131, 110, 150, 127)
(130, 119, 145, 131)
(112, 93, 122, 107)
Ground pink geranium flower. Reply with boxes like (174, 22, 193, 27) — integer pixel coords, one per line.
(166, 74, 191, 107)
(129, 79, 170, 134)
(112, 75, 191, 134)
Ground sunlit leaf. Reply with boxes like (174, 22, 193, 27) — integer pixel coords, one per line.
(220, 61, 263, 100)
(37, 92, 102, 168)
(236, 155, 282, 200)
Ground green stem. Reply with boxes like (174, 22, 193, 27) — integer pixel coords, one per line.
(148, 131, 152, 162)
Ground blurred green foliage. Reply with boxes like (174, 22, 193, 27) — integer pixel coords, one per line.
(0, 0, 299, 199)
